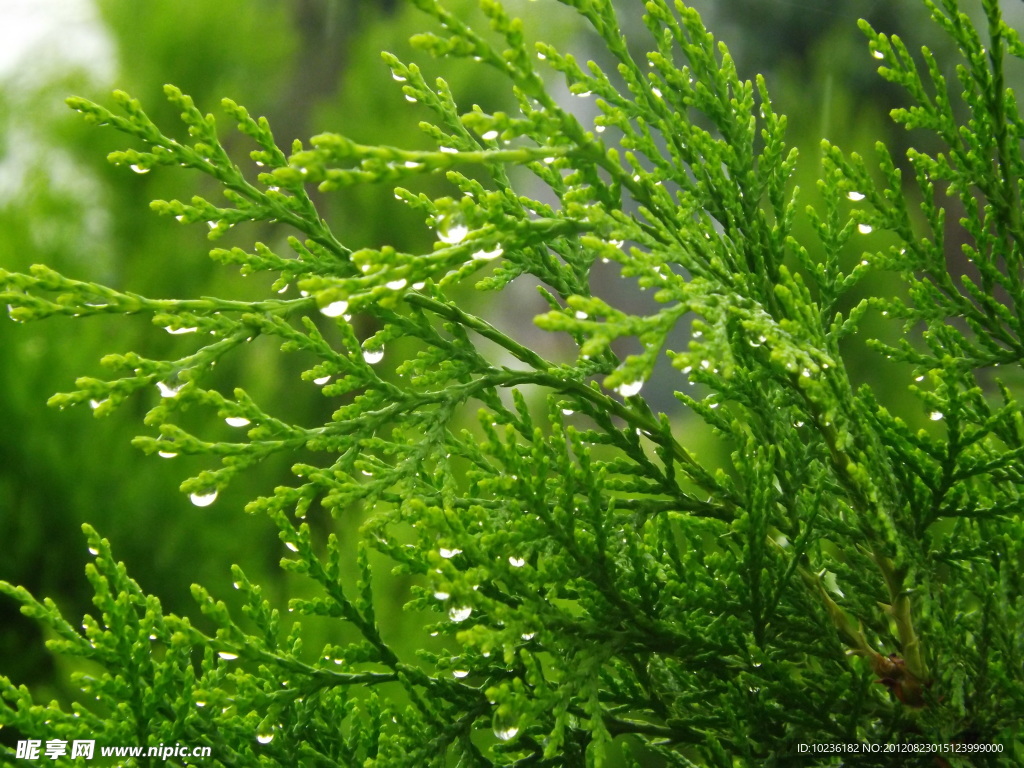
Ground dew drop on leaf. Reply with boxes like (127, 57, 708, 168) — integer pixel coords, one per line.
(256, 733, 274, 745)
(218, 651, 238, 660)
(320, 300, 349, 318)
(190, 490, 218, 507)
(363, 348, 384, 365)
(508, 556, 525, 567)
(492, 710, 520, 742)
(157, 381, 184, 398)
(448, 605, 472, 622)
(616, 380, 643, 397)
(439, 222, 469, 244)
(129, 164, 149, 174)
(225, 416, 250, 427)
(158, 451, 177, 459)
(847, 191, 865, 201)
(452, 669, 469, 679)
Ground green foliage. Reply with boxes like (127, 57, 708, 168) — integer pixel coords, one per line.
(3, 0, 1024, 764)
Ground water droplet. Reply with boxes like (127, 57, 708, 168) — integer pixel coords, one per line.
(285, 541, 299, 552)
(206, 221, 217, 230)
(190, 490, 218, 507)
(175, 214, 185, 222)
(493, 711, 519, 741)
(158, 451, 178, 459)
(452, 669, 469, 679)
(433, 591, 450, 601)
(386, 278, 407, 290)
(225, 416, 250, 428)
(130, 164, 150, 174)
(196, 701, 206, 707)
(471, 246, 503, 261)
(313, 375, 331, 385)
(439, 222, 469, 244)
(233, 581, 242, 590)
(930, 411, 943, 421)
(858, 223, 873, 234)
(847, 191, 865, 201)
(561, 408, 574, 416)
(403, 161, 420, 169)
(616, 380, 644, 397)
(439, 547, 462, 559)
(412, 281, 426, 290)
(449, 605, 472, 622)
(277, 284, 290, 294)
(320, 300, 349, 317)
(915, 375, 925, 382)
(508, 556, 525, 567)
(165, 325, 198, 335)
(89, 398, 107, 410)
(651, 87, 663, 99)
(218, 651, 238, 660)
(872, 49, 885, 60)
(257, 733, 274, 745)
(521, 632, 535, 640)
(392, 72, 407, 82)
(363, 348, 384, 365)
(157, 381, 184, 398)
(87, 546, 99, 556)
(439, 146, 457, 153)
(405, 94, 417, 103)
(481, 130, 499, 141)
(574, 310, 588, 319)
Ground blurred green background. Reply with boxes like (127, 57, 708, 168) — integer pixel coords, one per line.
(1, 0, 994, 751)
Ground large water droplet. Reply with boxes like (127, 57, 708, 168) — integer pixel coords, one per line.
(452, 669, 469, 679)
(492, 710, 520, 742)
(256, 732, 274, 745)
(448, 605, 472, 622)
(362, 348, 384, 365)
(386, 278, 407, 290)
(508, 556, 525, 567)
(157, 381, 184, 398)
(218, 651, 238, 660)
(225, 416, 250, 428)
(616, 380, 644, 397)
(433, 591, 450, 601)
(158, 451, 178, 459)
(858, 223, 873, 234)
(847, 191, 865, 201)
(471, 246, 503, 261)
(313, 375, 331, 386)
(438, 222, 469, 244)
(130, 164, 150, 174)
(190, 490, 218, 507)
(481, 130, 499, 141)
(320, 300, 349, 318)
(930, 411, 944, 421)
